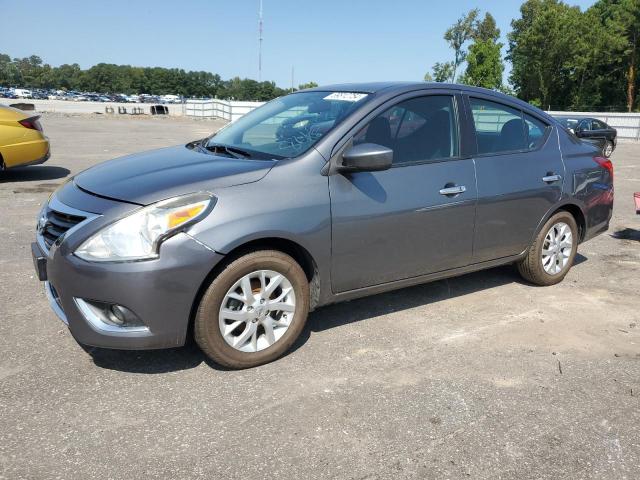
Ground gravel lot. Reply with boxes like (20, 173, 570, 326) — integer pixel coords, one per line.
(1, 113, 639, 479)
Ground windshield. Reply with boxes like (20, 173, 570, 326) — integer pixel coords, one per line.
(556, 117, 579, 129)
(206, 91, 370, 159)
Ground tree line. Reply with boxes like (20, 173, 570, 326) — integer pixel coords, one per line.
(0, 54, 306, 101)
(427, 0, 639, 111)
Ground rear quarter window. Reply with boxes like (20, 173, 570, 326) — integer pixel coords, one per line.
(524, 113, 550, 150)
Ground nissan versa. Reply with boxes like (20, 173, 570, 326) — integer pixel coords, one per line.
(32, 83, 614, 369)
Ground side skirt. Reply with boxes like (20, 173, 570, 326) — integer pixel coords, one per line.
(322, 253, 525, 306)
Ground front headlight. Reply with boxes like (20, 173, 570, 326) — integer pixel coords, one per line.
(75, 192, 215, 262)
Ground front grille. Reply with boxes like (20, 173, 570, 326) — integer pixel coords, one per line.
(41, 208, 85, 250)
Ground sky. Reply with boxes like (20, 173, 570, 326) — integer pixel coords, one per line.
(1, 0, 597, 88)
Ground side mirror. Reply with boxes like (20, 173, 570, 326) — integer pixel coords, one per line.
(338, 143, 393, 173)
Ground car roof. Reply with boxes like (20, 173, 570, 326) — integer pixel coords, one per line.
(305, 81, 503, 96)
(304, 82, 556, 123)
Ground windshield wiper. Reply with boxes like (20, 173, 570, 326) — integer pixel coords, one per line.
(205, 143, 252, 159)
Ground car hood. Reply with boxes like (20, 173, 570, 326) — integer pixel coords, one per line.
(74, 145, 275, 205)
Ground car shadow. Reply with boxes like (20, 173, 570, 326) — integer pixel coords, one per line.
(83, 342, 208, 374)
(611, 228, 640, 242)
(87, 256, 588, 374)
(0, 166, 70, 183)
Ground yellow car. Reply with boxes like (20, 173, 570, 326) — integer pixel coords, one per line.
(0, 104, 50, 169)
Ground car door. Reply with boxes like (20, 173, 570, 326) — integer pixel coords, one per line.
(329, 92, 477, 293)
(466, 94, 565, 262)
(587, 119, 609, 149)
(576, 119, 605, 150)
(593, 119, 615, 144)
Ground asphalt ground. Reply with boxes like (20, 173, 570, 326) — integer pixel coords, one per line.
(1, 113, 639, 479)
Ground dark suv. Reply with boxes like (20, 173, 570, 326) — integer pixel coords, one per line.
(32, 83, 614, 368)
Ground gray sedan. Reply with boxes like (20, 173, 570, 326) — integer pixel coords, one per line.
(32, 82, 614, 368)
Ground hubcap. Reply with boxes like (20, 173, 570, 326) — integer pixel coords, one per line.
(541, 222, 573, 275)
(218, 270, 296, 353)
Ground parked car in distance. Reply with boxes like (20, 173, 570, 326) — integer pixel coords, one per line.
(32, 82, 614, 369)
(555, 116, 617, 158)
(13, 88, 33, 99)
(160, 94, 181, 104)
(0, 88, 17, 99)
(0, 104, 49, 169)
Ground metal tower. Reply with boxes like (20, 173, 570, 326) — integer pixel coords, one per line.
(258, 0, 263, 82)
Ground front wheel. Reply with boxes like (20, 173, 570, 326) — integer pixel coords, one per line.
(603, 140, 614, 158)
(194, 250, 309, 369)
(517, 211, 578, 286)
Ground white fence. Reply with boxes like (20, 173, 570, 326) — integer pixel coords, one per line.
(184, 100, 264, 122)
(548, 111, 640, 140)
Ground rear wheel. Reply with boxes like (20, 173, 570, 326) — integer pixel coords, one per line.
(194, 250, 309, 369)
(603, 140, 614, 158)
(517, 211, 578, 286)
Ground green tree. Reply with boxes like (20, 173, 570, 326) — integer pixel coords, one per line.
(474, 12, 500, 42)
(460, 13, 504, 90)
(49, 63, 83, 90)
(507, 0, 584, 109)
(0, 53, 22, 86)
(425, 62, 455, 83)
(298, 81, 318, 90)
(12, 55, 45, 87)
(444, 9, 479, 82)
(590, 0, 640, 111)
(461, 40, 504, 89)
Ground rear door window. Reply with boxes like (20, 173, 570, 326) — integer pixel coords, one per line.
(469, 98, 526, 154)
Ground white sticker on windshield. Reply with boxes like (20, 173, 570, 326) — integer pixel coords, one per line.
(323, 92, 368, 102)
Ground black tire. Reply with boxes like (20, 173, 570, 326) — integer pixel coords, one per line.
(603, 140, 614, 158)
(517, 211, 578, 286)
(194, 250, 309, 369)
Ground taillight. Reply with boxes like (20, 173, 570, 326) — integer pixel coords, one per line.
(593, 156, 613, 180)
(18, 116, 43, 132)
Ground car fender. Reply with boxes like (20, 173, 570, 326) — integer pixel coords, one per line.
(525, 198, 588, 253)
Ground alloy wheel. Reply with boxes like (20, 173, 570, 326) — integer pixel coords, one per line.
(218, 270, 296, 352)
(541, 222, 573, 275)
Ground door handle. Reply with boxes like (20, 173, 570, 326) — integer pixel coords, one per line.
(439, 185, 466, 196)
(542, 174, 562, 183)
